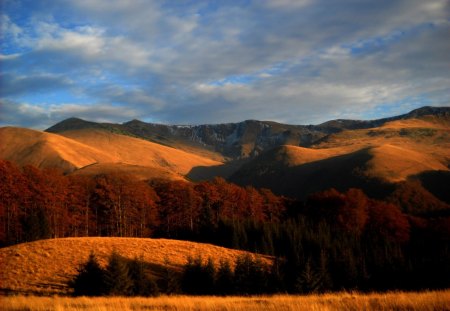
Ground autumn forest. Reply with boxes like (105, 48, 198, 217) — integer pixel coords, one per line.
(1, 159, 449, 294)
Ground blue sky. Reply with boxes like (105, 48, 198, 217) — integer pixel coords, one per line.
(1, 0, 449, 129)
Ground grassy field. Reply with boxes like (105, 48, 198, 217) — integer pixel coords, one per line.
(0, 237, 271, 296)
(1, 290, 449, 311)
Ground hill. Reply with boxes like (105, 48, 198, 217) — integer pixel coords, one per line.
(230, 117, 450, 200)
(0, 237, 270, 296)
(0, 127, 222, 181)
(0, 127, 116, 172)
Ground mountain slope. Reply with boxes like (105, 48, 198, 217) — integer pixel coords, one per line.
(230, 116, 450, 199)
(46, 106, 450, 161)
(0, 127, 117, 172)
(0, 237, 270, 295)
(58, 129, 222, 176)
(0, 127, 222, 181)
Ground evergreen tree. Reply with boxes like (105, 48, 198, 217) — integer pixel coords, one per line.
(215, 259, 234, 295)
(267, 257, 285, 293)
(128, 256, 159, 296)
(296, 259, 323, 293)
(181, 256, 215, 295)
(234, 254, 251, 294)
(248, 256, 269, 294)
(104, 251, 132, 295)
(72, 252, 106, 296)
(161, 257, 180, 294)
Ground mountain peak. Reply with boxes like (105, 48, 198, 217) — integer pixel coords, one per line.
(45, 117, 101, 133)
(403, 106, 450, 118)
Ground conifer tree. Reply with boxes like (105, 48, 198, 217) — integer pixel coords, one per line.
(161, 257, 180, 294)
(296, 259, 323, 293)
(128, 256, 159, 296)
(234, 254, 256, 295)
(181, 256, 215, 295)
(104, 251, 132, 295)
(72, 252, 106, 296)
(216, 259, 234, 295)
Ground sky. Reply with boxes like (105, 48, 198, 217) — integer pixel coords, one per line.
(1, 0, 449, 129)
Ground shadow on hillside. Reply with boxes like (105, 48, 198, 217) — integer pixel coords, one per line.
(230, 147, 395, 200)
(413, 170, 450, 204)
(187, 159, 248, 182)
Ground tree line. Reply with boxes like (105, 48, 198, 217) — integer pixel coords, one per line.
(1, 159, 449, 292)
(72, 251, 278, 296)
(0, 160, 283, 245)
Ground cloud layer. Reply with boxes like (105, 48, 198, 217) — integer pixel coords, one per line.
(1, 0, 449, 128)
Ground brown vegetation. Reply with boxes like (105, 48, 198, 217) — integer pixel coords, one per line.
(230, 117, 450, 199)
(1, 290, 449, 310)
(0, 127, 222, 180)
(0, 237, 270, 296)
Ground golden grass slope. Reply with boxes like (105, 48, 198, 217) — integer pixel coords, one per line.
(0, 237, 271, 296)
(231, 118, 450, 192)
(59, 129, 222, 176)
(2, 290, 450, 311)
(312, 118, 450, 182)
(0, 127, 222, 180)
(0, 127, 116, 172)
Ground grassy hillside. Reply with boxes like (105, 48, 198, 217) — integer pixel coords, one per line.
(0, 127, 223, 181)
(60, 129, 223, 176)
(231, 118, 450, 199)
(0, 237, 270, 296)
(0, 127, 116, 172)
(2, 290, 450, 310)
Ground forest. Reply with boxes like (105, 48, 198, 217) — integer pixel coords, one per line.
(1, 159, 449, 293)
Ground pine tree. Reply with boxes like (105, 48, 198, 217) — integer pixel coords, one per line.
(296, 259, 323, 293)
(234, 254, 257, 295)
(161, 257, 180, 294)
(181, 256, 215, 295)
(128, 256, 159, 296)
(104, 251, 132, 295)
(215, 259, 234, 295)
(72, 252, 106, 296)
(267, 257, 285, 293)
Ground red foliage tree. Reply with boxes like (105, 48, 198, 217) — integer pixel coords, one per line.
(367, 200, 410, 243)
(154, 180, 202, 236)
(259, 188, 285, 222)
(0, 160, 29, 244)
(306, 188, 369, 234)
(92, 173, 158, 237)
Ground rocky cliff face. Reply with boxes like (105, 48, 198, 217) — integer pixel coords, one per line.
(121, 119, 328, 159)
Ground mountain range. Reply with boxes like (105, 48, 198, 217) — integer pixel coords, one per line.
(1, 106, 449, 206)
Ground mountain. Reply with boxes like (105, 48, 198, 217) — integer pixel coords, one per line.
(48, 118, 326, 160)
(0, 237, 270, 295)
(0, 127, 222, 181)
(2, 106, 449, 198)
(46, 106, 450, 161)
(230, 116, 450, 202)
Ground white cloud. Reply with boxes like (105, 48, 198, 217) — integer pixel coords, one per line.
(1, 0, 449, 128)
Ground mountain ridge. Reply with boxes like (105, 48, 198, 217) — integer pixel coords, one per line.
(1, 105, 449, 212)
(46, 106, 450, 160)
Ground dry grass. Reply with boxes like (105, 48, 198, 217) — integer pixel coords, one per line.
(308, 118, 450, 182)
(2, 117, 449, 183)
(0, 237, 271, 296)
(61, 129, 222, 175)
(1, 290, 449, 310)
(0, 127, 222, 180)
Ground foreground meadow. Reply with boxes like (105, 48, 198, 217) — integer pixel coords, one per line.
(2, 290, 449, 311)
